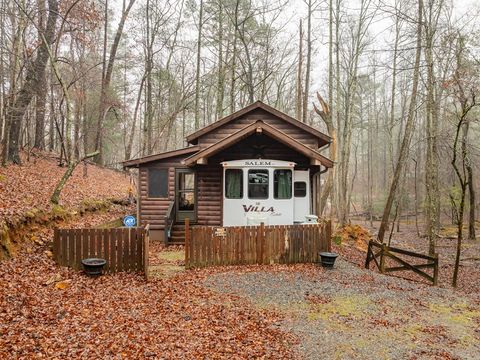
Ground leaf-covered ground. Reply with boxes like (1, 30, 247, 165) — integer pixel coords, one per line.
(0, 151, 133, 228)
(0, 252, 296, 359)
(0, 210, 296, 359)
(3, 219, 480, 359)
(342, 220, 480, 295)
(206, 260, 480, 360)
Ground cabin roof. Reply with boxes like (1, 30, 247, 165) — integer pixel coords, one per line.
(186, 100, 332, 146)
(123, 146, 200, 167)
(122, 102, 334, 169)
(183, 120, 333, 168)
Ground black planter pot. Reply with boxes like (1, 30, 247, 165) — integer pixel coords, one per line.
(82, 258, 107, 276)
(319, 252, 338, 268)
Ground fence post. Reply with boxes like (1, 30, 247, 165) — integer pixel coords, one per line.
(258, 222, 265, 264)
(53, 228, 59, 264)
(144, 225, 150, 280)
(433, 253, 439, 286)
(327, 220, 332, 252)
(185, 218, 190, 268)
(365, 241, 372, 269)
(379, 243, 386, 273)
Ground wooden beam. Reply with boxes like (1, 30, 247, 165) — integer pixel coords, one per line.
(123, 146, 200, 167)
(185, 100, 332, 145)
(184, 120, 334, 167)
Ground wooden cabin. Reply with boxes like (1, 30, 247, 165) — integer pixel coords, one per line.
(123, 101, 333, 244)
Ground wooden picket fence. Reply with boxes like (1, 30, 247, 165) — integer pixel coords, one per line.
(53, 226, 149, 274)
(365, 240, 439, 285)
(185, 220, 332, 268)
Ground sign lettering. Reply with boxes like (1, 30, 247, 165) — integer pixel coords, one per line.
(242, 205, 275, 213)
(244, 160, 272, 166)
(215, 227, 227, 237)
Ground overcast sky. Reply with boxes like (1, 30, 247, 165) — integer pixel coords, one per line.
(112, 0, 479, 102)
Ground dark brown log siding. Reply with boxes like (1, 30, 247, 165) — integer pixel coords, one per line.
(136, 109, 324, 233)
(138, 155, 187, 230)
(196, 108, 320, 150)
(196, 165, 222, 226)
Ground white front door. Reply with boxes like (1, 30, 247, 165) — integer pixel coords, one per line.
(293, 170, 310, 223)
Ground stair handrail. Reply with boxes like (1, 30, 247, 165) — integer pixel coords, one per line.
(164, 200, 175, 245)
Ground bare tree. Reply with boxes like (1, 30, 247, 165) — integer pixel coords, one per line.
(5, 0, 58, 164)
(378, 0, 423, 242)
(94, 0, 136, 164)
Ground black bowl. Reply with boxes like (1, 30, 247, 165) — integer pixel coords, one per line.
(319, 252, 338, 268)
(81, 258, 107, 276)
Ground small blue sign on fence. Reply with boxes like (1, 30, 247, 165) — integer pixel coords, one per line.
(123, 215, 136, 227)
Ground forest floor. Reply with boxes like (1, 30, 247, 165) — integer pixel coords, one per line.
(206, 260, 480, 360)
(0, 151, 134, 259)
(3, 227, 479, 359)
(1, 155, 479, 358)
(346, 219, 480, 295)
(0, 150, 133, 230)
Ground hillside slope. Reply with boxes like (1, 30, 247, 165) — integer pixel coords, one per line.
(0, 151, 135, 258)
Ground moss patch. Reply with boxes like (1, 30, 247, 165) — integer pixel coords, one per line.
(429, 302, 480, 326)
(157, 251, 184, 262)
(308, 295, 373, 321)
(149, 264, 185, 279)
(0, 226, 15, 261)
(95, 218, 123, 229)
(79, 199, 111, 215)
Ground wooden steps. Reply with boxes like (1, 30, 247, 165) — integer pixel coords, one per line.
(168, 223, 187, 244)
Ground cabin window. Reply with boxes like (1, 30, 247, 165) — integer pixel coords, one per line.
(148, 168, 168, 198)
(274, 169, 292, 199)
(178, 172, 195, 211)
(225, 169, 243, 199)
(248, 169, 269, 199)
(294, 181, 307, 197)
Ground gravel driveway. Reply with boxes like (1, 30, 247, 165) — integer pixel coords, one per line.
(204, 259, 480, 359)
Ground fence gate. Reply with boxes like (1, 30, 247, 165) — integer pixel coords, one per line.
(53, 227, 149, 275)
(365, 240, 439, 285)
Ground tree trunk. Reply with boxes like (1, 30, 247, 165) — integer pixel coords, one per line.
(33, 0, 47, 150)
(51, 151, 99, 204)
(194, 0, 204, 130)
(6, 0, 58, 164)
(314, 93, 336, 216)
(94, 0, 135, 164)
(216, 1, 224, 120)
(296, 19, 303, 121)
(424, 0, 443, 255)
(302, 0, 312, 123)
(378, 0, 423, 242)
(467, 160, 475, 240)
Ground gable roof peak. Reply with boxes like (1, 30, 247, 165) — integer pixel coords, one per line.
(186, 101, 331, 146)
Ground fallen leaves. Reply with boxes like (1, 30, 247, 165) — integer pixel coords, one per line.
(342, 220, 480, 295)
(0, 243, 297, 359)
(0, 150, 133, 230)
(333, 224, 372, 252)
(54, 280, 71, 290)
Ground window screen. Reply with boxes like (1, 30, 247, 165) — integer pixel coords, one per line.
(294, 181, 307, 197)
(248, 169, 269, 199)
(274, 169, 292, 199)
(225, 169, 243, 199)
(148, 168, 168, 198)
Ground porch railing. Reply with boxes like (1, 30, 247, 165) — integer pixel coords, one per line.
(164, 200, 175, 245)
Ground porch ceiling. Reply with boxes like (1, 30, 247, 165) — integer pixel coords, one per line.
(182, 120, 333, 168)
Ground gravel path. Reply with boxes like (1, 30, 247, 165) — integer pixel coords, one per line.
(204, 259, 480, 359)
